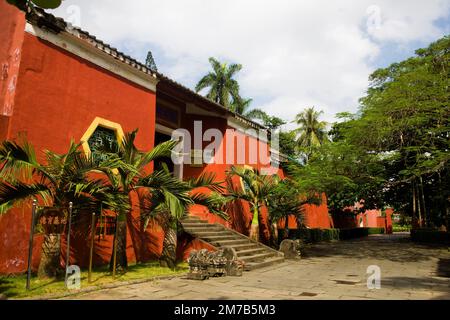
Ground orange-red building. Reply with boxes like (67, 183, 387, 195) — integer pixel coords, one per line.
(0, 4, 290, 274)
(0, 4, 391, 274)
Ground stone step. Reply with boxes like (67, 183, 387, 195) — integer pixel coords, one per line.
(232, 243, 262, 251)
(182, 219, 207, 224)
(244, 256, 285, 271)
(203, 235, 241, 241)
(182, 222, 218, 228)
(239, 252, 278, 263)
(188, 231, 232, 238)
(212, 239, 252, 246)
(183, 226, 224, 233)
(235, 247, 267, 256)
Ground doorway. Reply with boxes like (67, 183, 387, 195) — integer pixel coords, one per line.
(154, 124, 183, 180)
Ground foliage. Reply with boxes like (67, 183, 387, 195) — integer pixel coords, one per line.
(230, 97, 268, 123)
(0, 139, 109, 214)
(145, 51, 157, 72)
(6, 0, 62, 10)
(225, 166, 277, 219)
(288, 140, 385, 215)
(292, 107, 329, 162)
(195, 57, 242, 109)
(340, 36, 450, 227)
(290, 36, 449, 229)
(266, 178, 315, 231)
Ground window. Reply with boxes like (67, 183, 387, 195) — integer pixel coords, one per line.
(87, 126, 118, 162)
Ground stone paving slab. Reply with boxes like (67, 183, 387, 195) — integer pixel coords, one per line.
(63, 234, 450, 300)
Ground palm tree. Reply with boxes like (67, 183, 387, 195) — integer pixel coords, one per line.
(97, 129, 178, 272)
(140, 171, 228, 269)
(231, 96, 269, 120)
(7, 0, 63, 10)
(292, 107, 328, 162)
(195, 57, 242, 108)
(225, 166, 277, 242)
(0, 139, 106, 278)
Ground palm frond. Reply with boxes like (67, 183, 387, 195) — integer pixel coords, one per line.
(139, 140, 178, 168)
(189, 191, 229, 221)
(186, 172, 224, 193)
(0, 140, 39, 182)
(0, 181, 52, 214)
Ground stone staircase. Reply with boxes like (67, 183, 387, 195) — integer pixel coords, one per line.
(181, 215, 284, 271)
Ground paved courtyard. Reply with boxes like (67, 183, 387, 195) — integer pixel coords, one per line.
(65, 233, 450, 300)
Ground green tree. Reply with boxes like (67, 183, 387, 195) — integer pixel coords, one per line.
(347, 36, 450, 228)
(278, 130, 299, 159)
(292, 107, 328, 162)
(230, 96, 272, 123)
(266, 178, 307, 247)
(225, 166, 277, 242)
(195, 57, 242, 109)
(0, 139, 108, 277)
(141, 172, 228, 268)
(7, 0, 62, 10)
(316, 36, 450, 229)
(97, 130, 178, 272)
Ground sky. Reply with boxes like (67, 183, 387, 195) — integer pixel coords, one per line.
(51, 0, 450, 130)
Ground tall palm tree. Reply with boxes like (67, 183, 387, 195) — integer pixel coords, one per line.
(230, 96, 269, 121)
(97, 130, 178, 272)
(225, 166, 277, 242)
(195, 57, 242, 108)
(292, 107, 328, 161)
(0, 139, 107, 277)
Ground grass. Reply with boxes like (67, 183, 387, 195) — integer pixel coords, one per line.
(0, 261, 188, 299)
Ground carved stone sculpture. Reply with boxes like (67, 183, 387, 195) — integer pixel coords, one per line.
(187, 247, 244, 280)
(279, 239, 301, 259)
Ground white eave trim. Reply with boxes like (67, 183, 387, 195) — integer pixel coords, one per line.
(24, 22, 158, 92)
(227, 117, 269, 143)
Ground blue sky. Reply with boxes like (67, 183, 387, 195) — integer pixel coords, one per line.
(52, 0, 450, 129)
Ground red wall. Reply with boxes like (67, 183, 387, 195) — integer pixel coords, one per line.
(278, 193, 332, 230)
(0, 31, 157, 273)
(0, 1, 25, 140)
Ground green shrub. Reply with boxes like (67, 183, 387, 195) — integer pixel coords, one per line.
(393, 225, 411, 232)
(278, 227, 385, 244)
(368, 227, 385, 235)
(411, 229, 450, 244)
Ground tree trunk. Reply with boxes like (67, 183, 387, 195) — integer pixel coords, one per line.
(415, 182, 423, 227)
(160, 226, 177, 269)
(437, 171, 448, 228)
(412, 182, 417, 227)
(272, 222, 278, 247)
(419, 176, 427, 227)
(285, 217, 290, 239)
(109, 219, 127, 272)
(38, 234, 62, 278)
(249, 206, 259, 242)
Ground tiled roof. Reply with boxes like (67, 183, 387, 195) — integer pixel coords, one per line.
(26, 7, 269, 132)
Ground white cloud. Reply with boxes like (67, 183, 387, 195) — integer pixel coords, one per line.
(52, 0, 450, 129)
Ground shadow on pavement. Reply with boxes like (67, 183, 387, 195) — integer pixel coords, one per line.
(302, 234, 449, 263)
